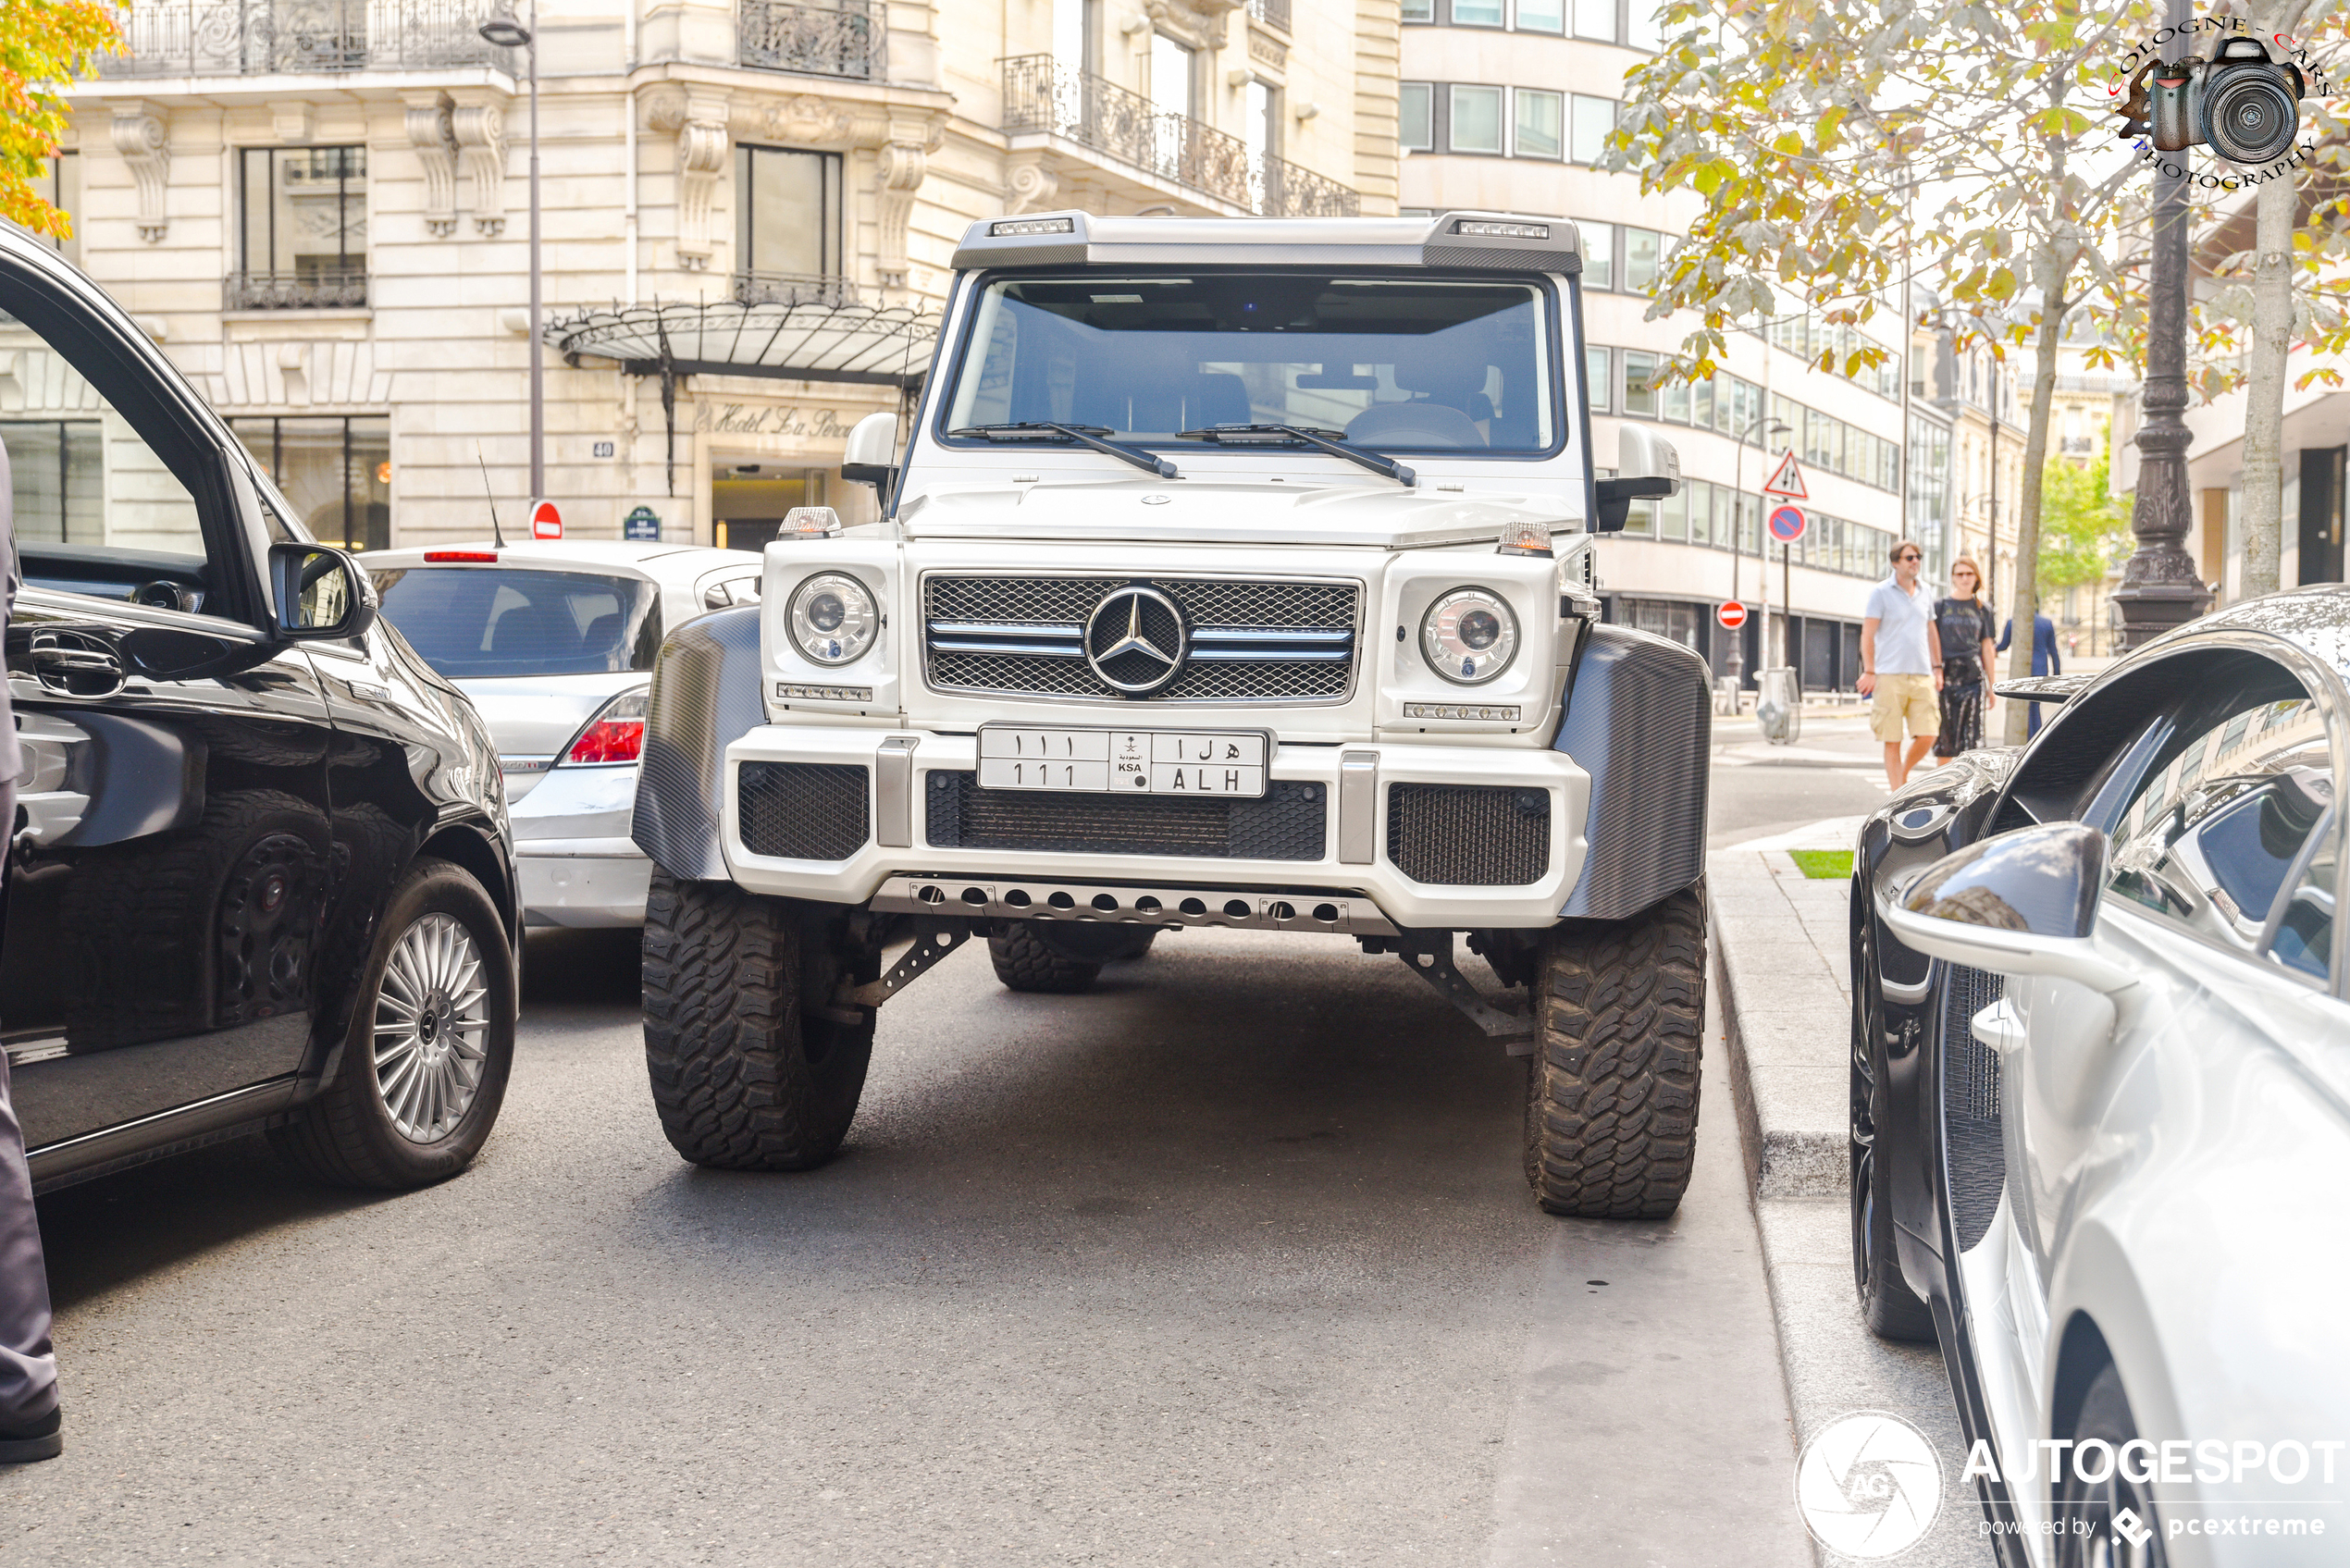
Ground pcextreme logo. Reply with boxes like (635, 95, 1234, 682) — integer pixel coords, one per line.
(2107, 14, 2339, 187)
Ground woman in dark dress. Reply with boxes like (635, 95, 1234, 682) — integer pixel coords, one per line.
(1932, 556, 1999, 759)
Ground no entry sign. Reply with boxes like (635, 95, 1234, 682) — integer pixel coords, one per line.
(530, 499, 563, 539)
(1717, 600, 1749, 631)
(1767, 503, 1808, 545)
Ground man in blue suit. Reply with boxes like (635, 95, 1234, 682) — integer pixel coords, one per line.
(1998, 611, 2062, 738)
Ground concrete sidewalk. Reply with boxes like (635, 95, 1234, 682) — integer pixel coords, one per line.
(1711, 830, 1996, 1568)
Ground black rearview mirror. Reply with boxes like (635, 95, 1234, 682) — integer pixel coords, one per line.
(269, 541, 378, 642)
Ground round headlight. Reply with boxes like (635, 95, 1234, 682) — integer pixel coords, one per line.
(788, 573, 879, 665)
(1421, 587, 1518, 685)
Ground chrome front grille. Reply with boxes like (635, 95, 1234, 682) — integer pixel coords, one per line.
(921, 574, 1360, 703)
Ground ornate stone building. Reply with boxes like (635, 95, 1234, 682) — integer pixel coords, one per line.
(40, 0, 1391, 551)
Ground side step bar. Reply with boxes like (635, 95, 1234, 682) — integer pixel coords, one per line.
(868, 873, 1399, 936)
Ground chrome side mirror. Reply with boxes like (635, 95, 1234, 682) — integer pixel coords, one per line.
(1593, 426, 1680, 534)
(269, 541, 379, 642)
(1879, 821, 2137, 994)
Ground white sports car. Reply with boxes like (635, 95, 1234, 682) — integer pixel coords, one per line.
(1850, 588, 2350, 1566)
(362, 539, 763, 926)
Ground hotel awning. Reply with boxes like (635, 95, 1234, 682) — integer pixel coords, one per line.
(548, 297, 940, 387)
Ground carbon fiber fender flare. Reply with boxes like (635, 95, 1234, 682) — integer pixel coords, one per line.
(632, 605, 764, 883)
(1553, 623, 1711, 920)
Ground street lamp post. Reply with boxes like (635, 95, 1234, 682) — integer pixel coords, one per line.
(479, 8, 543, 508)
(2110, 0, 2211, 648)
(1730, 413, 1792, 686)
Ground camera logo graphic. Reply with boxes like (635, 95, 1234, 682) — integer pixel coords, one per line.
(2116, 35, 2307, 166)
(1793, 1410, 1944, 1559)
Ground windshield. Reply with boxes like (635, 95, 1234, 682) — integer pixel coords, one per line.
(370, 567, 662, 678)
(942, 274, 1556, 452)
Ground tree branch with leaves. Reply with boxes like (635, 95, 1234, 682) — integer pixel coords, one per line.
(0, 0, 118, 241)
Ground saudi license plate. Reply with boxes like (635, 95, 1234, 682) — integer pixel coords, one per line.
(975, 726, 1270, 797)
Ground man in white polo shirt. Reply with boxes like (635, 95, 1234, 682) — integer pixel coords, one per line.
(1857, 538, 1943, 790)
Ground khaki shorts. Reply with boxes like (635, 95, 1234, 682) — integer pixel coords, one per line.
(1869, 673, 1940, 742)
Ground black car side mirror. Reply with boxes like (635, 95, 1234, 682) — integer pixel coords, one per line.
(1878, 821, 2137, 994)
(269, 541, 379, 642)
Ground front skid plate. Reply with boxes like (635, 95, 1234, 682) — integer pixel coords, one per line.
(868, 872, 1399, 936)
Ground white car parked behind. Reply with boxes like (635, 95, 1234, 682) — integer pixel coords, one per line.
(361, 539, 763, 926)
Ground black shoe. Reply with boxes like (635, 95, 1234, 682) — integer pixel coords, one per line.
(0, 1405, 60, 1463)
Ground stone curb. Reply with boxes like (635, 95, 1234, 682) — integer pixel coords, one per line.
(1710, 846, 1854, 1201)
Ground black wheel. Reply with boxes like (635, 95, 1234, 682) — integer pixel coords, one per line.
(1852, 910, 1937, 1341)
(2054, 1364, 2168, 1567)
(986, 921, 1152, 993)
(639, 870, 872, 1170)
(61, 788, 331, 1051)
(1524, 886, 1705, 1218)
(271, 858, 516, 1190)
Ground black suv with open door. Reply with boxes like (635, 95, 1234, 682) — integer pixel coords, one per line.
(0, 228, 518, 1192)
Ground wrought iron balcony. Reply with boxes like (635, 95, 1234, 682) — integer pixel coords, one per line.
(102, 0, 513, 77)
(731, 271, 864, 308)
(1249, 0, 1292, 31)
(225, 269, 369, 311)
(739, 0, 882, 80)
(2059, 436, 2097, 454)
(1001, 56, 1357, 217)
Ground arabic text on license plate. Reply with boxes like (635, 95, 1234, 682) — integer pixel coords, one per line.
(975, 728, 1268, 796)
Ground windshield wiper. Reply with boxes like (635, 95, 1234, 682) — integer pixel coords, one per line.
(946, 422, 1180, 479)
(1176, 424, 1416, 488)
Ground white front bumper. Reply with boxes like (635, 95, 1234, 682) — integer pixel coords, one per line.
(719, 726, 1590, 930)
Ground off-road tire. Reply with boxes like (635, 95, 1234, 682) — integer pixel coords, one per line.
(270, 858, 516, 1190)
(1524, 886, 1705, 1218)
(639, 870, 872, 1170)
(986, 923, 1156, 992)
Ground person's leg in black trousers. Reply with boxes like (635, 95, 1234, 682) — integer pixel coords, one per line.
(0, 777, 61, 1463)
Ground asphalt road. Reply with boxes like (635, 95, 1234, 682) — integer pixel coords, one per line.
(11, 910, 1813, 1564)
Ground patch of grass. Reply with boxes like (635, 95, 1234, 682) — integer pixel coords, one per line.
(1788, 849, 1854, 881)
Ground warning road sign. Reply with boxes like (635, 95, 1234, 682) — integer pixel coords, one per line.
(1768, 504, 1808, 544)
(1717, 601, 1749, 631)
(1762, 450, 1809, 500)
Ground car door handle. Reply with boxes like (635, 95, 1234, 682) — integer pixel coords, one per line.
(28, 640, 125, 697)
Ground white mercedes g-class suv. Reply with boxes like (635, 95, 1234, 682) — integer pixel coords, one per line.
(631, 210, 1709, 1218)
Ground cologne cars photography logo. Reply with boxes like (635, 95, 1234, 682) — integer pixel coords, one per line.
(1794, 1411, 1944, 1559)
(2109, 15, 2339, 186)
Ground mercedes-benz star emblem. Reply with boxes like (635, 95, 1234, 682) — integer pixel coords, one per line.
(1085, 585, 1189, 697)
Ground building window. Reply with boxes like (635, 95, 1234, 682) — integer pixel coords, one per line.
(1451, 0, 1504, 25)
(1623, 350, 1657, 416)
(1450, 84, 1504, 153)
(1627, 0, 1665, 49)
(1150, 32, 1198, 118)
(1579, 220, 1614, 289)
(1514, 89, 1564, 158)
(236, 147, 367, 309)
(1585, 345, 1612, 412)
(1246, 80, 1281, 160)
(38, 153, 80, 268)
(1516, 0, 1565, 31)
(1400, 82, 1434, 150)
(1623, 226, 1661, 291)
(1401, 0, 1434, 19)
(1572, 0, 1616, 41)
(0, 419, 101, 542)
(229, 415, 391, 552)
(1569, 94, 1615, 163)
(736, 145, 843, 289)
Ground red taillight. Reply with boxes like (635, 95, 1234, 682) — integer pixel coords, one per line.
(424, 550, 500, 562)
(567, 716, 644, 764)
(563, 688, 649, 765)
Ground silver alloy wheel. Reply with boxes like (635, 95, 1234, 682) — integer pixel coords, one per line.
(371, 911, 491, 1144)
